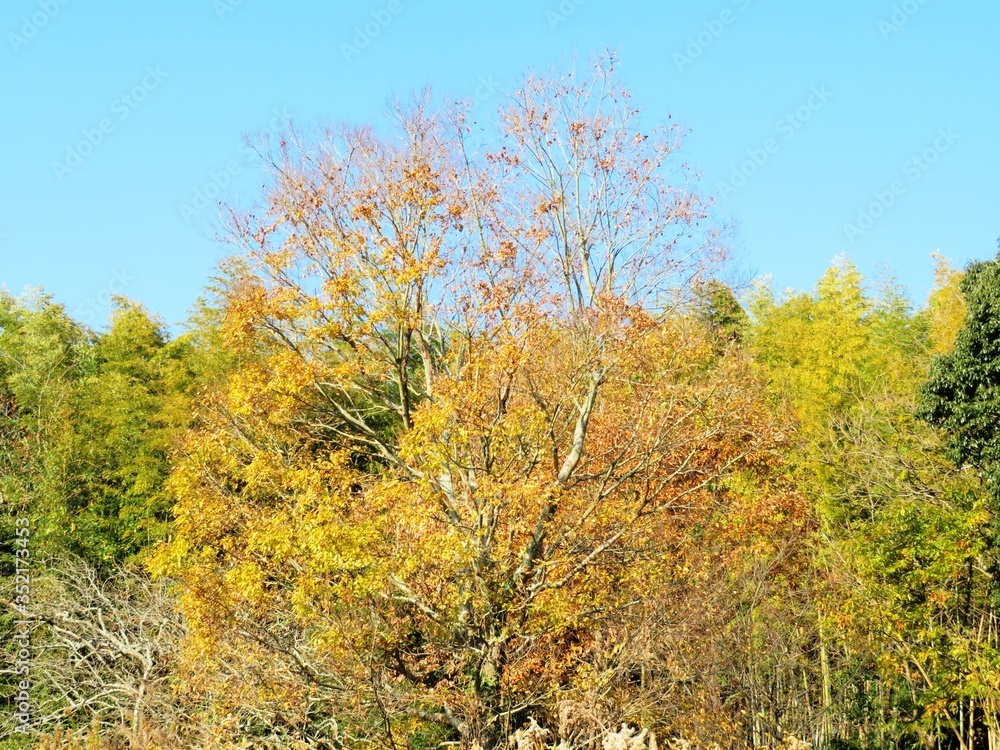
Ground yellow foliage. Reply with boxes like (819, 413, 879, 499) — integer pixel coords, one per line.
(927, 252, 966, 355)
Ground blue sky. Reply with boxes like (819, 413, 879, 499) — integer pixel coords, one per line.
(2, 0, 997, 328)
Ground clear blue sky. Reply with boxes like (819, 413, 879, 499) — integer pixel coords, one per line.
(2, 0, 997, 328)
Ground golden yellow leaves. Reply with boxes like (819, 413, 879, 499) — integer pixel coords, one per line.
(927, 253, 966, 355)
(222, 352, 314, 429)
(219, 276, 268, 349)
(147, 58, 808, 748)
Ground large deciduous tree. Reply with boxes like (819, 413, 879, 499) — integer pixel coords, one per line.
(153, 57, 791, 749)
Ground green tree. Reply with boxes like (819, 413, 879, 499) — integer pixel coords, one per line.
(56, 299, 197, 562)
(0, 294, 206, 564)
(0, 290, 87, 568)
(749, 257, 998, 749)
(693, 279, 749, 344)
(919, 252, 1000, 495)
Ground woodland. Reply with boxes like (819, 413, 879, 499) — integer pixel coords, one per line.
(3, 57, 1000, 750)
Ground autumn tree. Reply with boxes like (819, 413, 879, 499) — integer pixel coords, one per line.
(153, 56, 790, 749)
(926, 254, 966, 356)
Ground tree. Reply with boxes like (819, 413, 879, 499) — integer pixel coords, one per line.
(0, 294, 200, 565)
(0, 295, 216, 746)
(917, 250, 1000, 747)
(751, 256, 1000, 750)
(0, 291, 87, 748)
(926, 254, 966, 356)
(1, 555, 186, 744)
(919, 252, 1000, 495)
(692, 279, 748, 344)
(152, 56, 790, 749)
(0, 291, 87, 561)
(57, 299, 197, 562)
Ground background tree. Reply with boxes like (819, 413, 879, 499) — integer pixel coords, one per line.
(751, 256, 999, 750)
(919, 252, 1000, 502)
(0, 294, 225, 748)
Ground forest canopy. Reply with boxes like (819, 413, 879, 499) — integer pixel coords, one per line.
(2, 56, 999, 750)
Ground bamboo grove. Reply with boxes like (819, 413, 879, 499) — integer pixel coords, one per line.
(3, 56, 1000, 750)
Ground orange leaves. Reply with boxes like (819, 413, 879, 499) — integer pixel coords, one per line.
(147, 57, 805, 748)
(219, 276, 269, 349)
